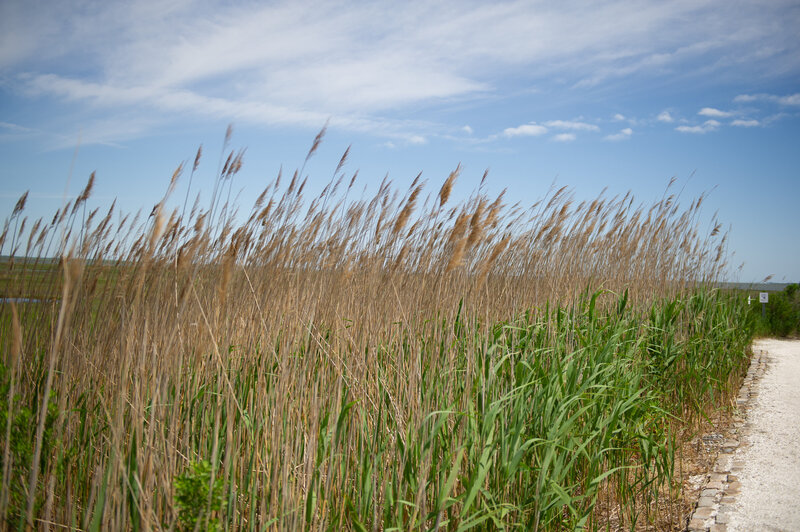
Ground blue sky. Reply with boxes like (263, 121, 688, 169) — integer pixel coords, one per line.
(1, 0, 798, 282)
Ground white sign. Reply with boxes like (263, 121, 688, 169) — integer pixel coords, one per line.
(759, 292, 769, 303)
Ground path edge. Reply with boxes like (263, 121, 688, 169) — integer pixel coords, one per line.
(685, 343, 768, 532)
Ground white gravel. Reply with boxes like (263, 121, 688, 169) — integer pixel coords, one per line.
(727, 338, 800, 532)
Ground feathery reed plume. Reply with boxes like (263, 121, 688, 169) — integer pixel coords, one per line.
(167, 163, 183, 198)
(335, 145, 351, 176)
(149, 206, 165, 250)
(229, 149, 245, 177)
(478, 233, 510, 285)
(217, 243, 236, 301)
(445, 211, 470, 272)
(466, 198, 487, 250)
(221, 151, 233, 177)
(72, 172, 95, 215)
(393, 183, 422, 236)
(305, 122, 328, 164)
(58, 202, 71, 224)
(12, 191, 28, 216)
(484, 189, 506, 230)
(26, 218, 41, 254)
(193, 144, 203, 172)
(438, 165, 460, 209)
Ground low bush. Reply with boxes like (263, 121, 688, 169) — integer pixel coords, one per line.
(752, 283, 800, 337)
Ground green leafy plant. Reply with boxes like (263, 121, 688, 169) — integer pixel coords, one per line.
(0, 362, 58, 529)
(752, 283, 800, 337)
(174, 460, 224, 532)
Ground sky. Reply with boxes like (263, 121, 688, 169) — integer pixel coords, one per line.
(1, 0, 798, 282)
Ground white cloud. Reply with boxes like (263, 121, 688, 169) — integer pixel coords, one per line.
(604, 127, 633, 141)
(0, 121, 41, 143)
(675, 125, 706, 134)
(733, 94, 759, 103)
(733, 93, 800, 106)
(461, 125, 473, 135)
(544, 120, 600, 132)
(698, 107, 733, 118)
(503, 123, 548, 137)
(778, 93, 800, 106)
(553, 133, 576, 142)
(657, 111, 674, 123)
(613, 113, 626, 121)
(0, 121, 35, 133)
(4, 0, 800, 145)
(731, 119, 760, 127)
(675, 119, 720, 134)
(18, 73, 439, 146)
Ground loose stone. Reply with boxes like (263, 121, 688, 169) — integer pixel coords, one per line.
(693, 506, 716, 520)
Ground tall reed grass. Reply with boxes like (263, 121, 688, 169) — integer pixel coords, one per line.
(0, 130, 752, 530)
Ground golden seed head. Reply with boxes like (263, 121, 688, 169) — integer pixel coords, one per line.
(438, 165, 460, 209)
(193, 145, 203, 172)
(12, 190, 28, 216)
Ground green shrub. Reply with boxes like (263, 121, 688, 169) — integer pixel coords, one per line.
(174, 460, 224, 532)
(754, 284, 800, 337)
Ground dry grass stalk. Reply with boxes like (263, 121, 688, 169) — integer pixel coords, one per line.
(0, 138, 737, 531)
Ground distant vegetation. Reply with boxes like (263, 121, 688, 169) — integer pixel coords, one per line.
(0, 128, 754, 530)
(754, 283, 800, 337)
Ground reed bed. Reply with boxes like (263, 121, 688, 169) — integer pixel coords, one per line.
(0, 130, 752, 530)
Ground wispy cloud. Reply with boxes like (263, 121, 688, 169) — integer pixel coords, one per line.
(675, 119, 720, 134)
(734, 93, 800, 106)
(731, 119, 760, 127)
(698, 107, 733, 118)
(544, 120, 600, 132)
(0, 120, 42, 143)
(3, 1, 800, 146)
(503, 123, 548, 138)
(461, 125, 473, 135)
(18, 73, 440, 146)
(0, 121, 35, 133)
(604, 127, 633, 141)
(657, 111, 674, 123)
(552, 133, 576, 142)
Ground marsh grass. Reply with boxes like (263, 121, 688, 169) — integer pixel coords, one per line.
(0, 130, 752, 530)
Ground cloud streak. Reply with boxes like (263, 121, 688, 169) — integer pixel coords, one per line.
(734, 93, 800, 106)
(657, 111, 674, 123)
(544, 120, 600, 132)
(604, 127, 633, 141)
(2, 0, 800, 145)
(552, 133, 576, 142)
(675, 119, 720, 134)
(698, 107, 733, 118)
(503, 123, 548, 137)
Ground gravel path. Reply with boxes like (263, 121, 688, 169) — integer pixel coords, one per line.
(727, 338, 800, 532)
